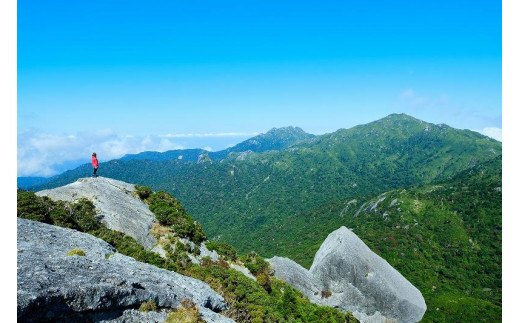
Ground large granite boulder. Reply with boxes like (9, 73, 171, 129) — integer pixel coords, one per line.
(268, 226, 426, 323)
(17, 218, 233, 322)
(36, 177, 157, 250)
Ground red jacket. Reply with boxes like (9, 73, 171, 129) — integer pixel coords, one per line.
(92, 156, 99, 168)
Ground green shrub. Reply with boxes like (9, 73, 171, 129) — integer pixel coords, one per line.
(205, 241, 237, 261)
(17, 190, 51, 223)
(175, 241, 191, 253)
(256, 272, 271, 292)
(166, 307, 204, 323)
(68, 198, 100, 232)
(239, 252, 271, 276)
(321, 290, 332, 298)
(66, 248, 86, 256)
(185, 264, 354, 322)
(135, 185, 152, 200)
(138, 300, 157, 312)
(146, 191, 206, 243)
(180, 298, 197, 309)
(200, 256, 214, 267)
(17, 190, 101, 233)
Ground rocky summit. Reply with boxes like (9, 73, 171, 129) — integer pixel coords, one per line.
(36, 177, 157, 250)
(268, 226, 426, 323)
(17, 218, 232, 323)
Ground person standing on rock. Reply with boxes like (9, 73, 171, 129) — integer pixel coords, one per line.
(92, 152, 99, 177)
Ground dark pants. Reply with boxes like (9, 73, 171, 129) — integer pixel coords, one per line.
(93, 167, 98, 177)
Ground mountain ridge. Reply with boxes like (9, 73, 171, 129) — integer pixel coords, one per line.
(118, 126, 315, 163)
(28, 114, 501, 265)
(20, 113, 502, 321)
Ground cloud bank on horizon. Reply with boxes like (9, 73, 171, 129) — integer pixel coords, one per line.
(17, 129, 259, 177)
(17, 125, 501, 177)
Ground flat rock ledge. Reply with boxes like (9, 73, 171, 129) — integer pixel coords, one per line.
(36, 177, 157, 250)
(17, 218, 233, 322)
(268, 226, 426, 323)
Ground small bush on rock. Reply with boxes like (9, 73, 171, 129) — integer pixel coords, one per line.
(166, 299, 203, 323)
(138, 300, 157, 312)
(134, 185, 152, 200)
(321, 290, 332, 299)
(66, 248, 86, 256)
(239, 252, 272, 276)
(146, 191, 206, 243)
(205, 241, 237, 261)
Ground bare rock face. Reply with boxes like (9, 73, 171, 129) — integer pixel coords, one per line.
(36, 177, 157, 250)
(17, 218, 232, 322)
(268, 226, 426, 323)
(268, 257, 320, 293)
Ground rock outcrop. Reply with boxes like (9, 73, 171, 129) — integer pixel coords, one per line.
(36, 177, 157, 250)
(17, 218, 232, 322)
(268, 226, 426, 323)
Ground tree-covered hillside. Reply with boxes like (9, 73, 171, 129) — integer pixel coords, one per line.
(209, 126, 315, 160)
(26, 114, 502, 322)
(31, 114, 501, 265)
(120, 148, 208, 162)
(279, 156, 502, 322)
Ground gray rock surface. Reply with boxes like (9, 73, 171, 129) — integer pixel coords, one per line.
(95, 309, 168, 322)
(199, 242, 220, 262)
(95, 307, 234, 323)
(268, 257, 320, 294)
(17, 218, 231, 322)
(268, 226, 426, 323)
(36, 177, 157, 250)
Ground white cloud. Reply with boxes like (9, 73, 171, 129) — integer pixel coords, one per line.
(161, 132, 258, 138)
(17, 130, 184, 177)
(202, 146, 213, 152)
(477, 127, 502, 141)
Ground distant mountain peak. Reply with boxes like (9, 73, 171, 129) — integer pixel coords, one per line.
(208, 126, 315, 160)
(265, 126, 308, 135)
(380, 113, 424, 123)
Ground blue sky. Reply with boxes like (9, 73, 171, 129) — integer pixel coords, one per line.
(17, 0, 502, 176)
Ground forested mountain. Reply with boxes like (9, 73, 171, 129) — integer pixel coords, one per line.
(30, 114, 501, 261)
(28, 113, 502, 321)
(119, 126, 315, 163)
(274, 156, 502, 322)
(120, 148, 208, 162)
(209, 126, 315, 160)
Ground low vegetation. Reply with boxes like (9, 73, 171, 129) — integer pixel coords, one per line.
(166, 299, 204, 323)
(17, 188, 357, 322)
(282, 156, 502, 322)
(138, 300, 157, 312)
(66, 248, 86, 257)
(136, 186, 205, 244)
(204, 240, 238, 262)
(17, 190, 177, 271)
(188, 261, 357, 323)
